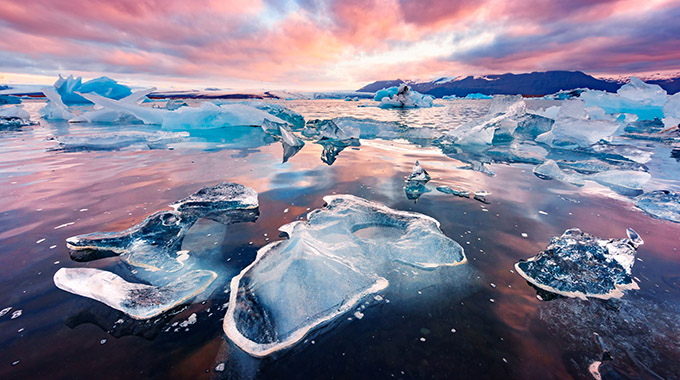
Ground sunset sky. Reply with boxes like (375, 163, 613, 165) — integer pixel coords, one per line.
(1, 0, 679, 90)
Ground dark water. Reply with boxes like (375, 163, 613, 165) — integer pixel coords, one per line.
(1, 100, 679, 380)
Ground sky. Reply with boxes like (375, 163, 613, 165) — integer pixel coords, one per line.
(1, 0, 679, 90)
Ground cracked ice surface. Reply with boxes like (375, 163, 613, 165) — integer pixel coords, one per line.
(223, 195, 466, 357)
(55, 182, 259, 319)
(515, 228, 641, 300)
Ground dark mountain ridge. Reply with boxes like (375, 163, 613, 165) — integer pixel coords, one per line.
(358, 70, 680, 97)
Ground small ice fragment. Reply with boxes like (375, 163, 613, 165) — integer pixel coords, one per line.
(489, 299, 495, 303)
(79, 209, 88, 212)
(436, 185, 470, 198)
(408, 161, 431, 182)
(634, 190, 680, 223)
(419, 337, 426, 342)
(451, 328, 456, 333)
(283, 208, 289, 213)
(36, 239, 45, 244)
(374, 295, 383, 301)
(474, 191, 491, 204)
(100, 339, 107, 345)
(12, 360, 20, 366)
(17, 328, 24, 333)
(179, 313, 197, 328)
(214, 363, 225, 372)
(49, 245, 57, 249)
(54, 222, 75, 230)
(626, 228, 644, 247)
(11, 309, 22, 319)
(490, 283, 497, 288)
(354, 311, 364, 319)
(0, 307, 11, 317)
(538, 211, 548, 215)
(521, 233, 528, 238)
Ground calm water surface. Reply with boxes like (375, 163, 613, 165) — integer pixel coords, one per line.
(0, 99, 679, 379)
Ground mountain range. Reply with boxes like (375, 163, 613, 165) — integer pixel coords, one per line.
(357, 71, 680, 97)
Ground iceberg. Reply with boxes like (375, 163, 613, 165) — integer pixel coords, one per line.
(54, 75, 132, 105)
(223, 195, 466, 357)
(634, 190, 680, 223)
(374, 87, 399, 101)
(56, 183, 259, 319)
(39, 87, 76, 120)
(378, 85, 434, 108)
(662, 92, 680, 130)
(536, 100, 619, 148)
(580, 77, 667, 120)
(515, 228, 641, 300)
(464, 93, 492, 99)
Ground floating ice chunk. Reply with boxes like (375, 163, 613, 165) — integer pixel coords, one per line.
(78, 91, 166, 124)
(169, 182, 259, 223)
(280, 123, 304, 147)
(408, 161, 431, 182)
(374, 87, 399, 101)
(580, 78, 667, 120)
(436, 186, 470, 198)
(72, 88, 155, 123)
(536, 117, 619, 148)
(616, 77, 667, 107)
(55, 75, 132, 105)
(465, 93, 493, 99)
(533, 160, 585, 186)
(379, 85, 434, 108)
(164, 102, 287, 130)
(662, 92, 680, 130)
(54, 268, 216, 320)
(223, 195, 465, 357)
(242, 101, 306, 130)
(634, 190, 680, 223)
(0, 105, 30, 120)
(66, 183, 258, 269)
(0, 307, 11, 317)
(473, 191, 491, 204)
(303, 119, 360, 141)
(165, 99, 187, 111)
(588, 170, 650, 195)
(515, 228, 641, 300)
(39, 87, 75, 120)
(52, 131, 188, 152)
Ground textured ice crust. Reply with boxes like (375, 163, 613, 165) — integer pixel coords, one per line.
(515, 228, 641, 300)
(634, 190, 680, 223)
(223, 195, 466, 357)
(56, 183, 259, 318)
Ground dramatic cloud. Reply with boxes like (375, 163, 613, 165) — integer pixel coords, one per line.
(0, 0, 678, 89)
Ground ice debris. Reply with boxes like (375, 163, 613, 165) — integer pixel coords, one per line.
(223, 195, 466, 357)
(535, 100, 619, 148)
(515, 228, 642, 300)
(0, 105, 36, 128)
(405, 161, 431, 200)
(378, 84, 434, 108)
(634, 190, 680, 223)
(408, 161, 431, 181)
(55, 183, 259, 319)
(39, 87, 75, 120)
(533, 160, 585, 186)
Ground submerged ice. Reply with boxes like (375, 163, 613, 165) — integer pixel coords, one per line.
(55, 183, 259, 319)
(223, 195, 466, 357)
(515, 228, 642, 300)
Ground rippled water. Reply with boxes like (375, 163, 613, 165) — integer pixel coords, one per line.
(1, 99, 679, 380)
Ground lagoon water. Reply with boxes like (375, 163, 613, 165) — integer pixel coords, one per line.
(1, 99, 679, 379)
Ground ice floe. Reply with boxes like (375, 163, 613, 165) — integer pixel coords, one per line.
(223, 195, 466, 357)
(515, 228, 642, 300)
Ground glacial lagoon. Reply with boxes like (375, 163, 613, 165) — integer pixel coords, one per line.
(1, 96, 679, 379)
